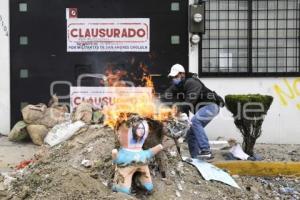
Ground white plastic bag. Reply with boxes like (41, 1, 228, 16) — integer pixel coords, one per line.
(229, 144, 250, 160)
(44, 121, 85, 146)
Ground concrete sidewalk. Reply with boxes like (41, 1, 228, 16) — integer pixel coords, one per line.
(0, 135, 39, 172)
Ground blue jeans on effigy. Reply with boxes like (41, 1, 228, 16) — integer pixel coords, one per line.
(187, 103, 220, 158)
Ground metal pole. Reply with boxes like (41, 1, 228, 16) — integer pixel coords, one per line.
(247, 0, 253, 73)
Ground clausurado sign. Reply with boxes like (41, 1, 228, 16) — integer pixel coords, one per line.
(70, 87, 153, 111)
(67, 18, 150, 52)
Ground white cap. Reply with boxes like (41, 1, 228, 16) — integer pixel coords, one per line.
(168, 64, 185, 77)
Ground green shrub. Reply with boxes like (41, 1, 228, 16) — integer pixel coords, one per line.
(225, 94, 273, 156)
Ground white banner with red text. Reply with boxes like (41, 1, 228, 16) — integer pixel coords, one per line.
(70, 87, 153, 111)
(67, 18, 150, 52)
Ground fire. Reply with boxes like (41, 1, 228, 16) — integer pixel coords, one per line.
(101, 59, 174, 127)
(102, 76, 174, 127)
(143, 75, 154, 89)
(102, 91, 174, 127)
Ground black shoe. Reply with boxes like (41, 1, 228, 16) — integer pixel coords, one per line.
(197, 151, 214, 160)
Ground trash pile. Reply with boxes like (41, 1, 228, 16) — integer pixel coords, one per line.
(8, 96, 68, 145)
(2, 124, 300, 200)
(8, 96, 104, 147)
(1, 97, 300, 199)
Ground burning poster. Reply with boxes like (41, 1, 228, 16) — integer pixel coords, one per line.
(70, 87, 172, 126)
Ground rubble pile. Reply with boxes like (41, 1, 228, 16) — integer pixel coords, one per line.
(8, 96, 69, 146)
(4, 126, 116, 199)
(1, 97, 300, 199)
(1, 124, 300, 199)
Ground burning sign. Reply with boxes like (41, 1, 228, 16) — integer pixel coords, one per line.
(70, 87, 172, 127)
(67, 18, 150, 52)
(70, 87, 153, 109)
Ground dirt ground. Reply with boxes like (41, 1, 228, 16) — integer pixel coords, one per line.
(0, 136, 39, 173)
(0, 126, 300, 200)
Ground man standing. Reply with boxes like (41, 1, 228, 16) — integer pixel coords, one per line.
(163, 64, 224, 159)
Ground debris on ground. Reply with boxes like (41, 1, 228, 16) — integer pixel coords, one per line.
(26, 125, 48, 146)
(182, 156, 240, 189)
(228, 139, 250, 160)
(15, 160, 33, 170)
(81, 159, 93, 168)
(8, 121, 29, 142)
(8, 95, 69, 145)
(44, 121, 86, 147)
(1, 97, 300, 199)
(1, 124, 300, 199)
(72, 101, 93, 124)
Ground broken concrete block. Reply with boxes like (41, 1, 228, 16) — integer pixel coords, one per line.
(81, 159, 93, 168)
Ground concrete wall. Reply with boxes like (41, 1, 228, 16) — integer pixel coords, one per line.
(0, 0, 10, 135)
(202, 77, 300, 144)
(188, 9, 300, 143)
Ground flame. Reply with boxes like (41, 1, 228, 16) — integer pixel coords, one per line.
(143, 75, 154, 89)
(102, 87, 174, 127)
(102, 75, 174, 127)
(101, 59, 174, 127)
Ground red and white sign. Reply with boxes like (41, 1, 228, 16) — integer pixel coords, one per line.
(66, 8, 78, 19)
(70, 87, 153, 110)
(67, 18, 150, 52)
